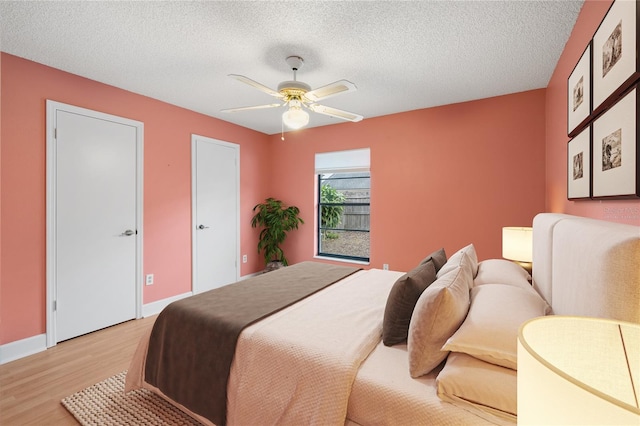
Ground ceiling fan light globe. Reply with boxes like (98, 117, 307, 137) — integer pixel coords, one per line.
(282, 107, 309, 129)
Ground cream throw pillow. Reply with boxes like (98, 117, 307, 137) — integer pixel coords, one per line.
(436, 352, 517, 420)
(474, 258, 531, 289)
(407, 264, 472, 378)
(442, 284, 548, 369)
(437, 244, 478, 279)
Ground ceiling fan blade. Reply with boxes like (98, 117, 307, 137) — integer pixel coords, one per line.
(221, 103, 283, 113)
(229, 74, 283, 98)
(304, 80, 357, 102)
(308, 104, 363, 122)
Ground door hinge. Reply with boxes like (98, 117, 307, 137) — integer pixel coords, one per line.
(54, 128, 57, 139)
(53, 300, 57, 311)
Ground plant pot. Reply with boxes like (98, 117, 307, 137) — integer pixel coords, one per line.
(263, 261, 285, 273)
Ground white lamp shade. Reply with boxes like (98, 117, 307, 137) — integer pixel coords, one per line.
(518, 316, 640, 425)
(282, 105, 309, 129)
(502, 227, 532, 262)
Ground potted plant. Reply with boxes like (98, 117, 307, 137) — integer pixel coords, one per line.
(251, 198, 304, 270)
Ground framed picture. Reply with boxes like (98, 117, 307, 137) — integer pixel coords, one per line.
(592, 86, 639, 199)
(567, 126, 591, 200)
(568, 43, 592, 137)
(592, 0, 639, 113)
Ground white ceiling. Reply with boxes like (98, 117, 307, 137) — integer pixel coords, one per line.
(0, 1, 583, 135)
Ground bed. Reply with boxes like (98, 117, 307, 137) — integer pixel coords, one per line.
(126, 213, 640, 425)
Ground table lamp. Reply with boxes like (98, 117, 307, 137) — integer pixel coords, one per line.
(502, 226, 533, 273)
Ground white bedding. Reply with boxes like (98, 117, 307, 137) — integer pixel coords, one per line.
(227, 266, 513, 425)
(128, 267, 501, 425)
(348, 342, 498, 425)
(227, 269, 402, 425)
(128, 269, 423, 424)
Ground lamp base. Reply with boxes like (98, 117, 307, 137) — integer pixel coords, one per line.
(513, 261, 532, 276)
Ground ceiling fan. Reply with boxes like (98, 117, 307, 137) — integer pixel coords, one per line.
(221, 56, 363, 130)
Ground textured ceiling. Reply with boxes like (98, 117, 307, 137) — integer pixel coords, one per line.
(0, 1, 583, 135)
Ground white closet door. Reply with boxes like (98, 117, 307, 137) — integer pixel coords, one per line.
(52, 105, 140, 342)
(192, 135, 239, 293)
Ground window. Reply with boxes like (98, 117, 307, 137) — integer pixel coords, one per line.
(315, 149, 370, 262)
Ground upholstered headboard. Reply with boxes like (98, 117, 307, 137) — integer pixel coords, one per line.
(532, 213, 640, 323)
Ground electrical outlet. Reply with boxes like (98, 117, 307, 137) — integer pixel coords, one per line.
(242, 254, 248, 263)
(145, 274, 154, 285)
(383, 264, 389, 270)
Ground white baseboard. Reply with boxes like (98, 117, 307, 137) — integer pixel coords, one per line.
(239, 271, 261, 280)
(141, 291, 193, 317)
(0, 333, 47, 365)
(1, 283, 259, 365)
(141, 275, 259, 317)
(0, 293, 190, 365)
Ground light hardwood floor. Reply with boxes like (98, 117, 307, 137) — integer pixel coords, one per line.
(0, 316, 157, 425)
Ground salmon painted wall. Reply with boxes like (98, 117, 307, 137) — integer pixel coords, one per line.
(6, 0, 627, 348)
(267, 89, 547, 272)
(0, 53, 270, 345)
(546, 0, 640, 225)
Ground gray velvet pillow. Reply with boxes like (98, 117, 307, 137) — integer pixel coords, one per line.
(382, 260, 438, 346)
(419, 248, 447, 272)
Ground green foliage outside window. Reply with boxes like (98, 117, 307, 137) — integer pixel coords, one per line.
(320, 184, 345, 238)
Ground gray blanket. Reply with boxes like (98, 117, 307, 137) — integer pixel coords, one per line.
(144, 261, 360, 425)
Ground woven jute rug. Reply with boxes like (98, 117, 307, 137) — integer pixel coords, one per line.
(61, 371, 203, 425)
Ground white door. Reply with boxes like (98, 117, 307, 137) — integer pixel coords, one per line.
(47, 101, 143, 344)
(192, 135, 239, 293)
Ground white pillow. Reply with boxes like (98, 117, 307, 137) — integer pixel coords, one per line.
(442, 284, 548, 369)
(437, 244, 478, 279)
(407, 264, 472, 378)
(474, 258, 531, 289)
(436, 352, 517, 421)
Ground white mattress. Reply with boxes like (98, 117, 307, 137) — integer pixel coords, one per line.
(347, 341, 502, 425)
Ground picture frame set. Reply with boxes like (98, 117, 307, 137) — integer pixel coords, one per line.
(566, 0, 640, 200)
(592, 86, 639, 199)
(567, 43, 591, 138)
(567, 126, 591, 200)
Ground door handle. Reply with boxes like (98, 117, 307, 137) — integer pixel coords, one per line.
(121, 229, 136, 236)
(198, 224, 210, 230)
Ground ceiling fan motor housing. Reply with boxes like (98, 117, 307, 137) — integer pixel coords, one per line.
(277, 80, 311, 100)
(279, 56, 309, 100)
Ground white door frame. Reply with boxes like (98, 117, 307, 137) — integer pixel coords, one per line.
(45, 100, 144, 347)
(191, 134, 240, 293)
